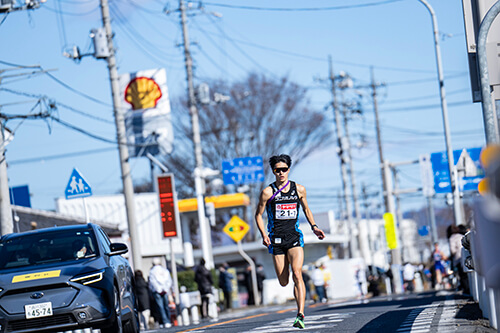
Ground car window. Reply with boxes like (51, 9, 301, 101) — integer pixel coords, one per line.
(96, 228, 111, 253)
(0, 229, 99, 270)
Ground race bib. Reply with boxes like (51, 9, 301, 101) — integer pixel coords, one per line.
(276, 203, 297, 220)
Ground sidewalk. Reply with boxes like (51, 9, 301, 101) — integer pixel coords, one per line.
(434, 291, 495, 333)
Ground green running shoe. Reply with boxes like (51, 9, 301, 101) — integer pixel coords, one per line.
(293, 313, 305, 329)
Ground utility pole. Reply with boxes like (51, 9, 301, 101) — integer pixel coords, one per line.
(371, 67, 403, 293)
(99, 0, 141, 269)
(418, 0, 463, 226)
(340, 92, 364, 260)
(362, 183, 377, 276)
(0, 0, 45, 236)
(0, 121, 12, 236)
(329, 56, 355, 258)
(179, 0, 213, 269)
(391, 167, 405, 263)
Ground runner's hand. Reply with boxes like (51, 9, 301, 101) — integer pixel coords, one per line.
(262, 234, 271, 247)
(313, 228, 325, 240)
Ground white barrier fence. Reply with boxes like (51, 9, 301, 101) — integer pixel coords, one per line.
(465, 198, 500, 332)
(178, 288, 218, 326)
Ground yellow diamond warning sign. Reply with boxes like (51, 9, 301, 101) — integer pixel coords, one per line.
(223, 215, 250, 243)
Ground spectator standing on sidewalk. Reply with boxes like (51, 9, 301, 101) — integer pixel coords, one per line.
(302, 269, 312, 301)
(256, 264, 266, 305)
(244, 264, 256, 306)
(403, 263, 416, 293)
(134, 270, 151, 330)
(311, 265, 326, 303)
(149, 258, 172, 328)
(218, 263, 234, 311)
(194, 258, 213, 319)
(448, 225, 469, 293)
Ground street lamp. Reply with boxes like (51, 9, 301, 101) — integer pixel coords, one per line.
(418, 0, 463, 226)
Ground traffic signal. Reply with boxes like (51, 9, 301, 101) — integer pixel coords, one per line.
(478, 145, 500, 197)
(157, 174, 179, 238)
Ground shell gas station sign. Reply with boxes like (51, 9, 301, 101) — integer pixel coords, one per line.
(119, 68, 174, 157)
(223, 215, 250, 243)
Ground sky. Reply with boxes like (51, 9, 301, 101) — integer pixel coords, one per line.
(0, 0, 486, 218)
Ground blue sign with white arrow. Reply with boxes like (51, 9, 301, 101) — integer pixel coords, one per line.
(430, 147, 484, 194)
(222, 156, 265, 185)
(65, 168, 92, 200)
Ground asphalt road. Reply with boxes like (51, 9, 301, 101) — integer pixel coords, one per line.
(150, 290, 496, 333)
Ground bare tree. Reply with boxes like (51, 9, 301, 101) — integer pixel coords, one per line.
(163, 72, 333, 198)
(158, 72, 332, 246)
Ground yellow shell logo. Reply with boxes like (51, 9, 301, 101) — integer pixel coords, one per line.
(124, 77, 162, 110)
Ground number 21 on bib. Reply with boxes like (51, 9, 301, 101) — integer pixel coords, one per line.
(276, 203, 297, 219)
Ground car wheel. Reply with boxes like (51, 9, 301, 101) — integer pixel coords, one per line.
(102, 286, 123, 333)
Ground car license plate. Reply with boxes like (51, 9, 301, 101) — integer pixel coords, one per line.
(25, 302, 53, 319)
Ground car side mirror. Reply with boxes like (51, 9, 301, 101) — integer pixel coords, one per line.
(109, 243, 128, 256)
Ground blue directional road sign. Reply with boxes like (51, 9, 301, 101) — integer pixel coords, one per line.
(65, 168, 92, 200)
(222, 156, 265, 185)
(418, 226, 429, 237)
(430, 147, 484, 194)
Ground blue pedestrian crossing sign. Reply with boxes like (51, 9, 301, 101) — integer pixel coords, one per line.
(65, 168, 92, 200)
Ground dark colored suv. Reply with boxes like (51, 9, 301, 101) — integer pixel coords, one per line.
(0, 223, 140, 333)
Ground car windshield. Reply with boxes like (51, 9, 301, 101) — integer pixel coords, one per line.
(0, 229, 98, 270)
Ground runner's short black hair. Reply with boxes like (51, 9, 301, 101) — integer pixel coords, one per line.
(269, 154, 292, 168)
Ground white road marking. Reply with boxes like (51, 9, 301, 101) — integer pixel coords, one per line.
(239, 312, 354, 332)
(396, 303, 438, 333)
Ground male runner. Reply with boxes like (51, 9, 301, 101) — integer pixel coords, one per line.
(255, 154, 325, 329)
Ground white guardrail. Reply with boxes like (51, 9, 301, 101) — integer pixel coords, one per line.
(463, 197, 500, 331)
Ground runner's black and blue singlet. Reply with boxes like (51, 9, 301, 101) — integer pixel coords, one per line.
(266, 181, 304, 255)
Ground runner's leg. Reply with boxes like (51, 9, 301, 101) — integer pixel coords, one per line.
(273, 254, 290, 286)
(287, 247, 305, 315)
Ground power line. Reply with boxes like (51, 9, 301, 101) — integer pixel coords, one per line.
(45, 72, 111, 106)
(41, 2, 99, 16)
(0, 60, 41, 69)
(59, 0, 96, 4)
(0, 87, 113, 123)
(196, 18, 453, 75)
(380, 100, 471, 112)
(54, 0, 69, 50)
(8, 147, 116, 165)
(192, 19, 248, 77)
(384, 72, 467, 86)
(382, 88, 469, 104)
(204, 13, 277, 76)
(0, 13, 9, 26)
(49, 115, 117, 144)
(202, 0, 404, 12)
(109, 3, 182, 65)
(196, 45, 235, 78)
(123, 0, 164, 15)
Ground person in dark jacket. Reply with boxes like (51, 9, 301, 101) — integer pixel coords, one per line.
(218, 263, 234, 310)
(256, 264, 266, 305)
(302, 270, 311, 301)
(135, 270, 151, 330)
(244, 264, 256, 306)
(194, 258, 213, 319)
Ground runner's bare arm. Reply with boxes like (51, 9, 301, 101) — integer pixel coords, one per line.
(297, 184, 325, 240)
(255, 187, 273, 247)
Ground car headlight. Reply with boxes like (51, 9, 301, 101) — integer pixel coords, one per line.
(70, 271, 104, 285)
